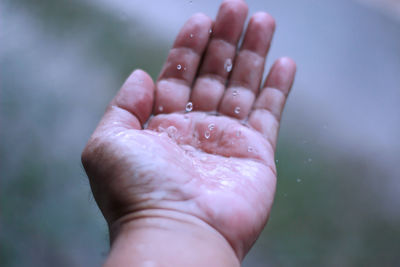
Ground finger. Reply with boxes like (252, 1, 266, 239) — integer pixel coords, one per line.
(95, 69, 155, 133)
(154, 13, 212, 114)
(190, 0, 248, 111)
(248, 57, 296, 149)
(219, 12, 275, 120)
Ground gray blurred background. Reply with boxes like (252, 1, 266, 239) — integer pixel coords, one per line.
(1, 0, 399, 266)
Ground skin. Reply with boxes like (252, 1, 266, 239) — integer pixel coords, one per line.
(81, 0, 296, 266)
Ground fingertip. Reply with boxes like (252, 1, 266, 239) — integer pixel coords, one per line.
(214, 0, 248, 43)
(278, 57, 297, 71)
(127, 69, 155, 87)
(251, 12, 276, 31)
(279, 57, 297, 89)
(220, 0, 248, 17)
(191, 12, 213, 24)
(221, 0, 248, 7)
(264, 57, 297, 94)
(186, 13, 213, 34)
(113, 69, 155, 125)
(240, 12, 275, 56)
(172, 12, 213, 53)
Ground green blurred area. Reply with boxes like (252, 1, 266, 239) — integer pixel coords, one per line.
(1, 0, 399, 266)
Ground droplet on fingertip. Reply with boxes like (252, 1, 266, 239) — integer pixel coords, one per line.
(185, 102, 193, 112)
(234, 106, 240, 114)
(224, 58, 232, 72)
(158, 105, 164, 112)
(232, 89, 238, 96)
(204, 131, 211, 139)
(247, 146, 253, 152)
(177, 64, 182, 70)
(190, 33, 194, 38)
(208, 123, 215, 131)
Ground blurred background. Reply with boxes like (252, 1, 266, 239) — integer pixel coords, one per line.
(1, 0, 399, 266)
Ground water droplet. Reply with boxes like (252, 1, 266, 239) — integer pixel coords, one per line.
(275, 159, 279, 163)
(177, 64, 182, 70)
(296, 178, 302, 183)
(247, 146, 253, 152)
(190, 33, 194, 38)
(236, 130, 241, 137)
(232, 89, 238, 96)
(209, 28, 213, 34)
(234, 106, 240, 114)
(224, 58, 233, 72)
(167, 126, 177, 138)
(185, 102, 193, 112)
(158, 105, 164, 112)
(204, 131, 211, 139)
(208, 123, 215, 131)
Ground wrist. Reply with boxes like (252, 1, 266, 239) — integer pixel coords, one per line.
(105, 209, 241, 267)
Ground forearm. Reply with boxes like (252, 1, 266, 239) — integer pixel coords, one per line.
(104, 210, 241, 267)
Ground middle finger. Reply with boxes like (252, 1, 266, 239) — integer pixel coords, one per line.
(190, 0, 248, 112)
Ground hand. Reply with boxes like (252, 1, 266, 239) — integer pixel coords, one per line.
(82, 0, 296, 265)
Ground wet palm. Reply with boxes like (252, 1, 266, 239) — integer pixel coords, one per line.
(91, 111, 276, 255)
(82, 0, 296, 260)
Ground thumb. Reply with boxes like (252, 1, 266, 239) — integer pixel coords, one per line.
(97, 69, 155, 132)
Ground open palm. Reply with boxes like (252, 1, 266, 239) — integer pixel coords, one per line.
(82, 0, 296, 260)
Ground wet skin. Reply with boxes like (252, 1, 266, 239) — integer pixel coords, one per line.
(82, 0, 296, 263)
